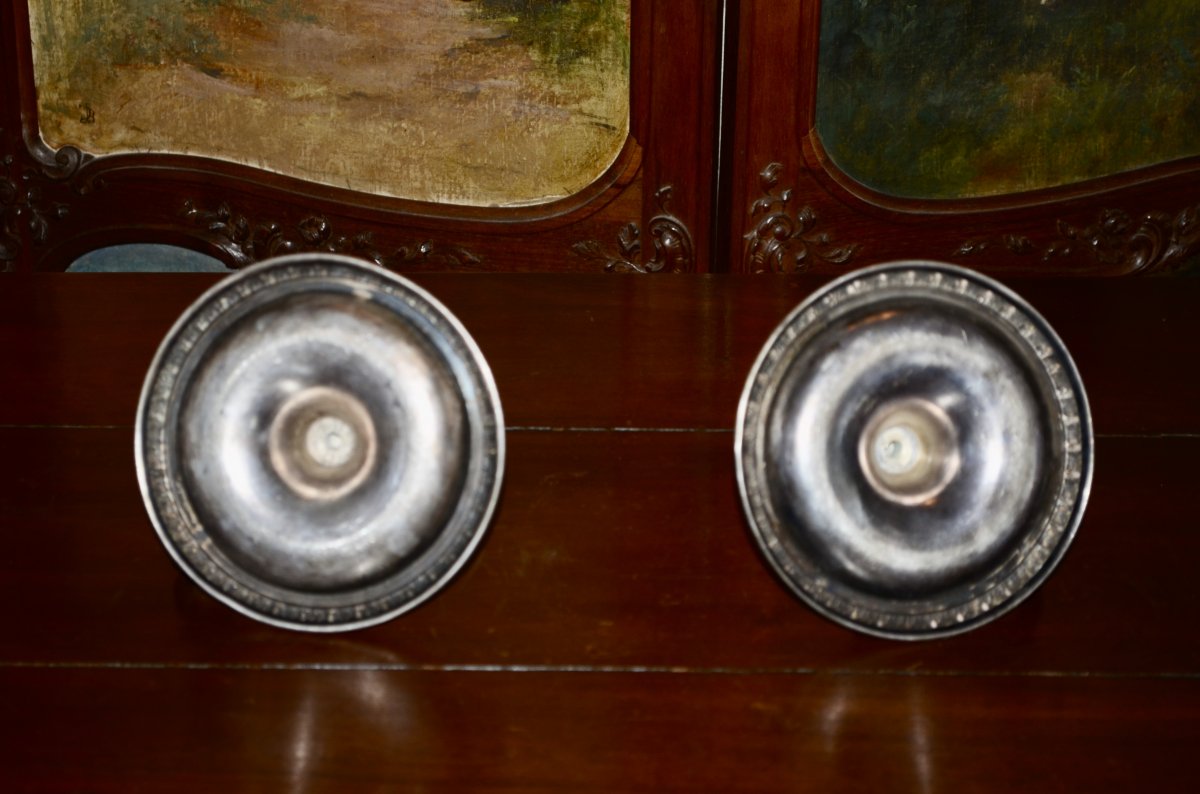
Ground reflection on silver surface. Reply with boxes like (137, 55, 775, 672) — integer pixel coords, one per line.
(136, 253, 504, 632)
(737, 262, 1092, 639)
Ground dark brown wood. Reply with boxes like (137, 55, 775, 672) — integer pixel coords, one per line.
(2, 274, 1199, 434)
(2, 426, 1196, 675)
(6, 1, 1200, 278)
(4, 667, 1198, 792)
(727, 1, 1200, 275)
(2, 271, 1199, 789)
(1, 2, 722, 274)
(5, 2, 1200, 782)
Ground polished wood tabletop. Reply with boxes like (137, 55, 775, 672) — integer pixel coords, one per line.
(2, 273, 1198, 792)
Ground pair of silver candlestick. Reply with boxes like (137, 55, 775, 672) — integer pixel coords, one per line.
(136, 254, 1091, 640)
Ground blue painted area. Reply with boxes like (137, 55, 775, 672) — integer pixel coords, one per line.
(68, 244, 231, 273)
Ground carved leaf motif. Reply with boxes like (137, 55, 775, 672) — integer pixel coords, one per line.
(821, 244, 858, 265)
(1101, 209, 1132, 235)
(0, 143, 71, 263)
(617, 223, 641, 258)
(0, 149, 19, 264)
(1045, 240, 1073, 259)
(743, 163, 858, 273)
(956, 203, 1200, 274)
(759, 162, 783, 191)
(182, 200, 482, 270)
(1177, 205, 1197, 234)
(298, 216, 331, 245)
(1004, 235, 1034, 255)
(749, 196, 775, 217)
(571, 240, 608, 261)
(28, 209, 50, 244)
(955, 239, 989, 257)
(573, 185, 693, 274)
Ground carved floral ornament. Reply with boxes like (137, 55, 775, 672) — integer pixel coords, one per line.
(0, 135, 85, 264)
(182, 200, 482, 270)
(956, 204, 1200, 274)
(572, 185, 694, 273)
(2, 124, 486, 270)
(743, 163, 858, 273)
(743, 160, 1199, 276)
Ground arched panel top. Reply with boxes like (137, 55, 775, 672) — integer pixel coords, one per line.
(813, 0, 1200, 201)
(2, 1, 725, 273)
(27, 0, 631, 208)
(729, 0, 1200, 276)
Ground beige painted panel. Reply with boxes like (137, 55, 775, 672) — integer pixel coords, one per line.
(29, 0, 630, 206)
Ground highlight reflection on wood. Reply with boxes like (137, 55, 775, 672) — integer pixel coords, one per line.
(1, 274, 1197, 790)
(6, 669, 1198, 792)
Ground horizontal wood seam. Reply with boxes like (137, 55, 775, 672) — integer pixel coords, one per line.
(3, 661, 1199, 680)
(2, 424, 1199, 439)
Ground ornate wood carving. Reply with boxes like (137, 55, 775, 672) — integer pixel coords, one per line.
(572, 186, 694, 273)
(0, 2, 723, 273)
(0, 153, 25, 265)
(955, 204, 1200, 274)
(743, 163, 858, 273)
(28, 139, 90, 182)
(182, 200, 482, 270)
(1, 136, 72, 266)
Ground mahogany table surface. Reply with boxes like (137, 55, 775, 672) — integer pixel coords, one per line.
(2, 273, 1197, 792)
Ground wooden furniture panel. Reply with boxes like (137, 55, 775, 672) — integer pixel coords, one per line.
(4, 1, 1199, 784)
(6, 1, 1200, 278)
(4, 668, 1197, 792)
(1, 2, 722, 274)
(3, 274, 1200, 434)
(2, 425, 1197, 675)
(3, 274, 1198, 789)
(727, 1, 1200, 275)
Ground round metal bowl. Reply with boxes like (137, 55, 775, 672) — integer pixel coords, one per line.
(736, 262, 1092, 639)
(136, 253, 504, 631)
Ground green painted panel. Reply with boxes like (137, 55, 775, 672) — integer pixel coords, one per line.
(816, 0, 1200, 198)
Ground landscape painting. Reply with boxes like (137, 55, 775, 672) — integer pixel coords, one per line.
(28, 0, 630, 206)
(816, 0, 1200, 199)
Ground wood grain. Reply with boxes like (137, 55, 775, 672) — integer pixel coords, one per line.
(1, 2, 723, 274)
(4, 0, 1199, 782)
(2, 274, 1198, 434)
(2, 272, 1198, 790)
(2, 426, 1196, 675)
(728, 1, 1200, 276)
(3, 667, 1197, 792)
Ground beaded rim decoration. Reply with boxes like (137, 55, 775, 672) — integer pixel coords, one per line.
(735, 261, 1094, 639)
(135, 254, 504, 631)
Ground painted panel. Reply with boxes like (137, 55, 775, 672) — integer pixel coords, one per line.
(816, 0, 1200, 199)
(29, 0, 630, 206)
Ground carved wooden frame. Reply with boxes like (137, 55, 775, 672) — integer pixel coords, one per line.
(728, 1, 1200, 276)
(1, 1, 718, 273)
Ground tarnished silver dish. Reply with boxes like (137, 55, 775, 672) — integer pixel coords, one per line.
(736, 262, 1092, 639)
(136, 253, 504, 631)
